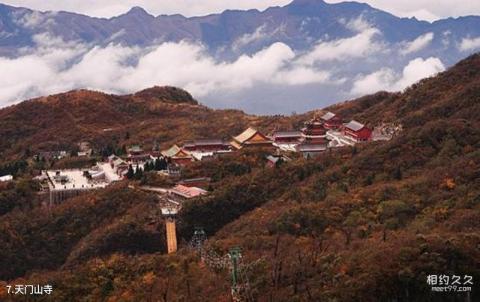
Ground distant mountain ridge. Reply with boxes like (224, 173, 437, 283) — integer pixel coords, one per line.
(1, 0, 480, 114)
(0, 0, 479, 61)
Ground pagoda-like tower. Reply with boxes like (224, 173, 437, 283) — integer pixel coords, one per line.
(300, 115, 327, 144)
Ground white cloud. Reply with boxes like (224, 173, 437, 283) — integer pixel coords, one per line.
(15, 10, 57, 28)
(232, 24, 269, 51)
(351, 57, 445, 95)
(400, 32, 434, 55)
(350, 68, 396, 95)
(0, 24, 450, 112)
(232, 23, 288, 52)
(441, 31, 451, 47)
(397, 57, 445, 87)
(343, 16, 372, 33)
(0, 36, 337, 106)
(298, 27, 383, 65)
(459, 37, 480, 52)
(272, 67, 332, 86)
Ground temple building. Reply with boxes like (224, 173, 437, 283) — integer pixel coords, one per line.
(127, 145, 150, 163)
(230, 127, 273, 150)
(183, 139, 231, 152)
(161, 145, 193, 165)
(44, 169, 110, 205)
(321, 112, 343, 129)
(296, 144, 328, 159)
(300, 116, 328, 145)
(271, 131, 302, 144)
(169, 184, 208, 201)
(177, 177, 211, 189)
(344, 120, 372, 142)
(296, 115, 329, 157)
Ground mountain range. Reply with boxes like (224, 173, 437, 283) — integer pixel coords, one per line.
(1, 0, 479, 58)
(1, 0, 480, 113)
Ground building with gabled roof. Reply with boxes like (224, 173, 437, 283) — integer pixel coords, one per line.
(230, 127, 273, 150)
(321, 111, 336, 121)
(44, 169, 110, 205)
(161, 145, 193, 165)
(178, 177, 211, 189)
(344, 120, 372, 142)
(271, 131, 302, 144)
(183, 139, 231, 152)
(296, 143, 328, 158)
(161, 145, 186, 158)
(126, 145, 150, 163)
(300, 116, 328, 145)
(321, 111, 343, 129)
(169, 184, 208, 200)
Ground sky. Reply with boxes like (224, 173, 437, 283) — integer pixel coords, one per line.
(2, 0, 480, 21)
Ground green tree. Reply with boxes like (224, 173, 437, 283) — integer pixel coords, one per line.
(134, 166, 144, 180)
(126, 165, 135, 179)
(377, 200, 412, 241)
(392, 166, 402, 180)
(312, 177, 327, 201)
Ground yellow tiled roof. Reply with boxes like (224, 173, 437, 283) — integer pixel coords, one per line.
(232, 127, 259, 144)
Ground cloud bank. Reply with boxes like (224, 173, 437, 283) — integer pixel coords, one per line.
(0, 20, 448, 113)
(400, 32, 434, 55)
(0, 33, 338, 107)
(351, 57, 445, 95)
(298, 27, 383, 64)
(459, 37, 480, 52)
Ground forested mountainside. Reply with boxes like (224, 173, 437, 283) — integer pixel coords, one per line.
(0, 54, 479, 301)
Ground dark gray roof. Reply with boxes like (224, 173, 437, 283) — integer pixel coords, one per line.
(184, 139, 227, 147)
(297, 144, 327, 152)
(179, 177, 211, 184)
(345, 120, 365, 131)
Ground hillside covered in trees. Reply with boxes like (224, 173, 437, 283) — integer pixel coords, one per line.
(0, 85, 301, 161)
(0, 54, 479, 301)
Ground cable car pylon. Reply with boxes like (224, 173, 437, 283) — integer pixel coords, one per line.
(189, 228, 255, 302)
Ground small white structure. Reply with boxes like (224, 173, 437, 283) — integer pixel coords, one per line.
(190, 151, 215, 161)
(44, 169, 111, 205)
(161, 207, 179, 216)
(326, 130, 356, 147)
(0, 175, 13, 182)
